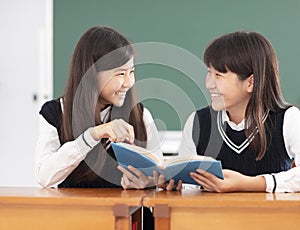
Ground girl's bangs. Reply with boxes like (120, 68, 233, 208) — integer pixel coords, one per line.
(95, 45, 134, 72)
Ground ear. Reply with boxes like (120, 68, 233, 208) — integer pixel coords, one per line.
(246, 74, 254, 93)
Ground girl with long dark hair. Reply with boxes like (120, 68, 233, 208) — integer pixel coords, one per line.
(181, 31, 300, 193)
(35, 26, 171, 190)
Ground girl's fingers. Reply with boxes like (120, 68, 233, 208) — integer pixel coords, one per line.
(111, 119, 135, 142)
(117, 165, 128, 175)
(165, 179, 175, 191)
(118, 165, 153, 189)
(126, 123, 135, 143)
(176, 180, 183, 190)
(153, 170, 160, 185)
(122, 175, 131, 185)
(112, 123, 125, 142)
(117, 166, 136, 182)
(128, 165, 147, 180)
(190, 171, 215, 190)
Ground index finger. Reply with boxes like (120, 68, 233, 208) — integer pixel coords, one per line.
(117, 165, 134, 177)
(117, 165, 128, 174)
(119, 119, 135, 143)
(195, 169, 216, 179)
(126, 123, 135, 143)
(127, 165, 145, 178)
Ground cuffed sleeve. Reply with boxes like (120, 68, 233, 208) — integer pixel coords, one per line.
(263, 167, 300, 193)
(35, 116, 98, 187)
(76, 128, 100, 155)
(263, 174, 275, 193)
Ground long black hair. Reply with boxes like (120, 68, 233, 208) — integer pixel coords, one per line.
(204, 31, 290, 160)
(62, 26, 147, 184)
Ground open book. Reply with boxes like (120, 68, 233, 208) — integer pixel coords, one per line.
(112, 142, 223, 185)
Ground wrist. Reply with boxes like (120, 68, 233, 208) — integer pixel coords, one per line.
(242, 175, 266, 192)
(89, 127, 100, 141)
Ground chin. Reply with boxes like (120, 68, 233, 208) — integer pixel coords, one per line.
(113, 100, 125, 107)
(211, 103, 224, 111)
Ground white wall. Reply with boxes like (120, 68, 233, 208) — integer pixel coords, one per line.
(0, 0, 182, 187)
(0, 0, 52, 187)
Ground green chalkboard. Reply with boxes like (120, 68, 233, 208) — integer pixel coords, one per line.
(54, 0, 300, 130)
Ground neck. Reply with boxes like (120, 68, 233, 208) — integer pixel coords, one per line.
(226, 107, 246, 125)
(226, 100, 249, 125)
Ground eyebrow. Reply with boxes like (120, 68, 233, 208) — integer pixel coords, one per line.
(114, 66, 135, 72)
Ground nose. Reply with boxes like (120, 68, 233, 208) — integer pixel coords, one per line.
(206, 73, 216, 90)
(122, 73, 135, 88)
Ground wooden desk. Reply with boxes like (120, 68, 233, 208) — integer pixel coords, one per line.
(143, 189, 300, 230)
(0, 187, 150, 230)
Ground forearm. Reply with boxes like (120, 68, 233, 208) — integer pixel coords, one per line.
(35, 140, 85, 187)
(239, 175, 266, 192)
(35, 125, 99, 187)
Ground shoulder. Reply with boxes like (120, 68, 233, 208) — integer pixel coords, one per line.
(184, 106, 213, 125)
(40, 98, 62, 114)
(39, 98, 62, 128)
(142, 107, 154, 125)
(194, 106, 216, 123)
(282, 106, 300, 158)
(284, 106, 300, 117)
(195, 106, 215, 116)
(184, 106, 213, 131)
(283, 106, 300, 124)
(269, 106, 300, 123)
(184, 111, 196, 128)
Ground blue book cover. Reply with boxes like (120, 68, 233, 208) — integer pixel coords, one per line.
(112, 142, 223, 185)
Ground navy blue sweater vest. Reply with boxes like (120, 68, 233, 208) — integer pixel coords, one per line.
(192, 106, 292, 176)
(39, 99, 121, 188)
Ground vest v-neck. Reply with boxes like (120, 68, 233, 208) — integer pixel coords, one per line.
(217, 111, 269, 154)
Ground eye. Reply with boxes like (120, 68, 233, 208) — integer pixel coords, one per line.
(116, 72, 125, 77)
(215, 72, 224, 78)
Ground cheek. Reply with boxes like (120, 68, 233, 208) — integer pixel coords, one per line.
(102, 79, 123, 95)
(205, 74, 211, 89)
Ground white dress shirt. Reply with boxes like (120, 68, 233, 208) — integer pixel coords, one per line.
(178, 106, 300, 193)
(35, 105, 162, 188)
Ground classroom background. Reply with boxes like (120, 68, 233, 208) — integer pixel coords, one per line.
(1, 0, 299, 187)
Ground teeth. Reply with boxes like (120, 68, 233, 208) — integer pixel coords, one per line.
(211, 93, 221, 97)
(116, 91, 126, 95)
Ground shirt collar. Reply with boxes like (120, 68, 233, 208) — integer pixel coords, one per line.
(100, 106, 112, 123)
(221, 110, 245, 131)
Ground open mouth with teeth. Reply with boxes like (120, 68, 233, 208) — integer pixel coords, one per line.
(115, 91, 126, 96)
(211, 93, 222, 99)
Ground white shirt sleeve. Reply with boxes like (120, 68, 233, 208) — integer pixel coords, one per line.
(143, 108, 164, 162)
(178, 108, 300, 193)
(35, 115, 99, 188)
(178, 112, 198, 157)
(35, 107, 162, 187)
(263, 106, 300, 193)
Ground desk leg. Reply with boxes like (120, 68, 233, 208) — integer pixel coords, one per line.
(153, 204, 170, 230)
(132, 207, 142, 230)
(113, 204, 141, 230)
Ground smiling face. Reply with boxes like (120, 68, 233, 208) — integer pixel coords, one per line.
(97, 58, 135, 110)
(206, 66, 254, 123)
